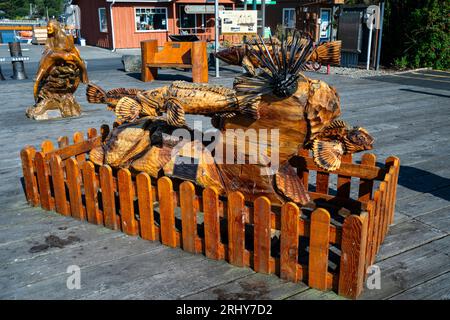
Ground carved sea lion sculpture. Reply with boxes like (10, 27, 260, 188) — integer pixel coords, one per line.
(26, 19, 88, 120)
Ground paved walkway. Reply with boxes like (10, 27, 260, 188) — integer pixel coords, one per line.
(0, 49, 449, 299)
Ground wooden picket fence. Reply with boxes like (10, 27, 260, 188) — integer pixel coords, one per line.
(20, 125, 400, 299)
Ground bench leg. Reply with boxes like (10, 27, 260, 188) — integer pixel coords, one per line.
(192, 41, 208, 83)
(142, 66, 158, 82)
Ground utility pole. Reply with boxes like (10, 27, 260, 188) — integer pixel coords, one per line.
(214, 0, 220, 77)
(261, 0, 265, 37)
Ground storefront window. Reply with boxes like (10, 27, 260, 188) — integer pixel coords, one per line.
(282, 8, 296, 29)
(98, 8, 108, 32)
(135, 8, 168, 31)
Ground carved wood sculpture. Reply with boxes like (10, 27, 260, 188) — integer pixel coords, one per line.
(87, 34, 373, 207)
(214, 36, 341, 75)
(26, 19, 88, 120)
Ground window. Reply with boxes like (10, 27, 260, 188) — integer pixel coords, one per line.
(282, 8, 296, 29)
(98, 8, 108, 32)
(135, 8, 168, 32)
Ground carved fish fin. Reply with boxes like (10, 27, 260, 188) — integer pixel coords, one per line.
(115, 97, 142, 123)
(275, 162, 311, 205)
(239, 96, 261, 119)
(136, 92, 159, 117)
(325, 119, 348, 130)
(86, 83, 107, 104)
(312, 139, 344, 171)
(165, 98, 186, 127)
(89, 146, 105, 166)
(217, 112, 237, 118)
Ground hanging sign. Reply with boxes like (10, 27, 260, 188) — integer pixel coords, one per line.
(185, 5, 225, 14)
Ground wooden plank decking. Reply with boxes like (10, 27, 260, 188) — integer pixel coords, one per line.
(0, 57, 449, 299)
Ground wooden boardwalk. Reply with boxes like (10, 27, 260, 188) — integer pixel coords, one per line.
(1, 59, 449, 299)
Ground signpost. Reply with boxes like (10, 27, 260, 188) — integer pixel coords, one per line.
(214, 0, 219, 77)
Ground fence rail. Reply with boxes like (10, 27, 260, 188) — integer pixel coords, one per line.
(20, 125, 400, 299)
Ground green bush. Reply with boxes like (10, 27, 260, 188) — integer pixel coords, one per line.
(383, 0, 449, 70)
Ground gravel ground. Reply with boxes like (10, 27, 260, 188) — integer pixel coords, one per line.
(315, 65, 398, 78)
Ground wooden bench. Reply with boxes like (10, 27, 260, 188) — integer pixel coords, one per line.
(141, 40, 208, 83)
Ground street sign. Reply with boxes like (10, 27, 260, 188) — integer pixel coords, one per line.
(185, 5, 225, 14)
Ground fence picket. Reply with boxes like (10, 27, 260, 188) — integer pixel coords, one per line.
(158, 177, 177, 247)
(57, 136, 69, 148)
(203, 187, 222, 260)
(87, 128, 98, 139)
(228, 191, 245, 267)
(66, 157, 85, 220)
(83, 161, 102, 225)
(376, 182, 386, 253)
(49, 155, 69, 216)
(20, 147, 39, 206)
(118, 169, 139, 236)
(338, 213, 368, 299)
(180, 181, 198, 253)
(298, 149, 310, 188)
(381, 174, 391, 241)
(364, 200, 376, 271)
(41, 140, 54, 153)
(309, 208, 331, 290)
(280, 202, 300, 282)
(35, 151, 53, 211)
(371, 190, 382, 263)
(316, 172, 329, 194)
(358, 154, 376, 202)
(73, 132, 85, 163)
(253, 196, 271, 274)
(99, 165, 118, 230)
(337, 154, 352, 198)
(136, 173, 156, 241)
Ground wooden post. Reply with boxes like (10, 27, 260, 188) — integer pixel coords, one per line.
(118, 169, 139, 236)
(280, 202, 300, 282)
(49, 155, 69, 216)
(191, 41, 208, 83)
(66, 158, 85, 220)
(227, 191, 246, 267)
(35, 151, 53, 211)
(253, 196, 271, 274)
(141, 40, 158, 82)
(180, 181, 198, 253)
(338, 213, 368, 299)
(309, 208, 331, 290)
(20, 146, 39, 206)
(158, 177, 177, 247)
(82, 161, 102, 225)
(203, 187, 223, 260)
(99, 165, 118, 230)
(136, 172, 156, 241)
(336, 154, 352, 198)
(358, 154, 377, 202)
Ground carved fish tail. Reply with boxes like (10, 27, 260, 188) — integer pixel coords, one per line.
(86, 83, 107, 104)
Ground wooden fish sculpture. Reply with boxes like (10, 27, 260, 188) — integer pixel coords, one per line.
(88, 34, 373, 207)
(215, 36, 341, 75)
(26, 19, 88, 120)
(87, 81, 259, 126)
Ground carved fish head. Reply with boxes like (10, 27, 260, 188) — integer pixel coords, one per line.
(214, 46, 246, 66)
(343, 127, 374, 153)
(47, 19, 59, 37)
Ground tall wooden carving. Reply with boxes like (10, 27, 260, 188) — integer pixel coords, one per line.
(26, 19, 88, 120)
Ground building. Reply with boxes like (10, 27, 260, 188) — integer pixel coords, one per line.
(72, 0, 240, 49)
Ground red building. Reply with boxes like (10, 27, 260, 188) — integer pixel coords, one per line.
(72, 0, 240, 49)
